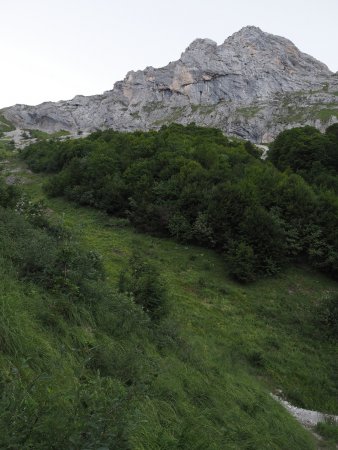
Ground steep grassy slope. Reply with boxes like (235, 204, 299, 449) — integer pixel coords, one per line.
(0, 151, 334, 448)
(26, 178, 338, 415)
(0, 268, 317, 449)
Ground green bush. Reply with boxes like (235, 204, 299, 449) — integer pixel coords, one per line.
(0, 178, 19, 208)
(0, 205, 104, 299)
(119, 252, 167, 320)
(317, 295, 338, 339)
(316, 420, 338, 444)
(226, 241, 256, 283)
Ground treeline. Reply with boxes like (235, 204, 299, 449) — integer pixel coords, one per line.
(22, 123, 338, 281)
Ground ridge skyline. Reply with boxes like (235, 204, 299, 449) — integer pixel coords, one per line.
(3, 25, 338, 143)
(7, 26, 337, 109)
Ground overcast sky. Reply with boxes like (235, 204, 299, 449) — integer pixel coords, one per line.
(0, 0, 337, 108)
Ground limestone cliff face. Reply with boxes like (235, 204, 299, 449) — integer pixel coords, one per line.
(3, 26, 338, 142)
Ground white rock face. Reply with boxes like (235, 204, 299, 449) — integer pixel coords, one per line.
(2, 26, 338, 142)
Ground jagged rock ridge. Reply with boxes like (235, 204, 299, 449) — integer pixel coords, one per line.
(3, 26, 338, 142)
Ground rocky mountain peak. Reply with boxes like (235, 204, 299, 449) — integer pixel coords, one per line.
(228, 25, 265, 40)
(2, 27, 338, 143)
(224, 26, 331, 75)
(182, 38, 217, 54)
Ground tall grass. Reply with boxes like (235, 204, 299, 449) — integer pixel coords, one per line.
(0, 166, 336, 447)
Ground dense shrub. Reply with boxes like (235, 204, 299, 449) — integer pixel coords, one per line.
(0, 204, 104, 299)
(0, 178, 19, 208)
(269, 125, 338, 190)
(119, 252, 167, 320)
(317, 295, 338, 339)
(22, 123, 338, 281)
(226, 241, 256, 282)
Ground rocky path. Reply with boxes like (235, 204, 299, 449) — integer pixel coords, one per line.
(271, 393, 338, 448)
(271, 394, 338, 428)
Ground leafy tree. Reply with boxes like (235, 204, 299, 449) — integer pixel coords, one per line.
(326, 123, 338, 142)
(269, 125, 338, 191)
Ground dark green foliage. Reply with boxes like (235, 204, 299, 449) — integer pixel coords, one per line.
(0, 137, 15, 153)
(15, 195, 49, 227)
(268, 125, 338, 279)
(0, 166, 334, 448)
(226, 241, 256, 282)
(326, 123, 338, 142)
(0, 373, 128, 449)
(0, 204, 104, 299)
(244, 140, 261, 158)
(119, 252, 167, 320)
(269, 126, 328, 172)
(0, 177, 19, 208)
(269, 125, 338, 190)
(317, 294, 338, 339)
(315, 421, 338, 444)
(0, 197, 155, 448)
(21, 123, 338, 281)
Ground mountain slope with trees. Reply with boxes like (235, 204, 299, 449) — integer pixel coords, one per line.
(0, 124, 337, 448)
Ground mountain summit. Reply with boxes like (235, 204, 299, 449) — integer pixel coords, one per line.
(3, 26, 338, 142)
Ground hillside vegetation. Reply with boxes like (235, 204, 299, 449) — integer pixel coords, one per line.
(269, 123, 338, 193)
(23, 123, 338, 282)
(0, 124, 337, 448)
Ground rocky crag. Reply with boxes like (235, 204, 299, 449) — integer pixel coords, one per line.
(2, 26, 338, 142)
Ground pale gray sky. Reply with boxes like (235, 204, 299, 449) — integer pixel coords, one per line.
(0, 0, 337, 108)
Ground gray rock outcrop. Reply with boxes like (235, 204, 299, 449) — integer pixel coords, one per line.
(2, 26, 338, 142)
